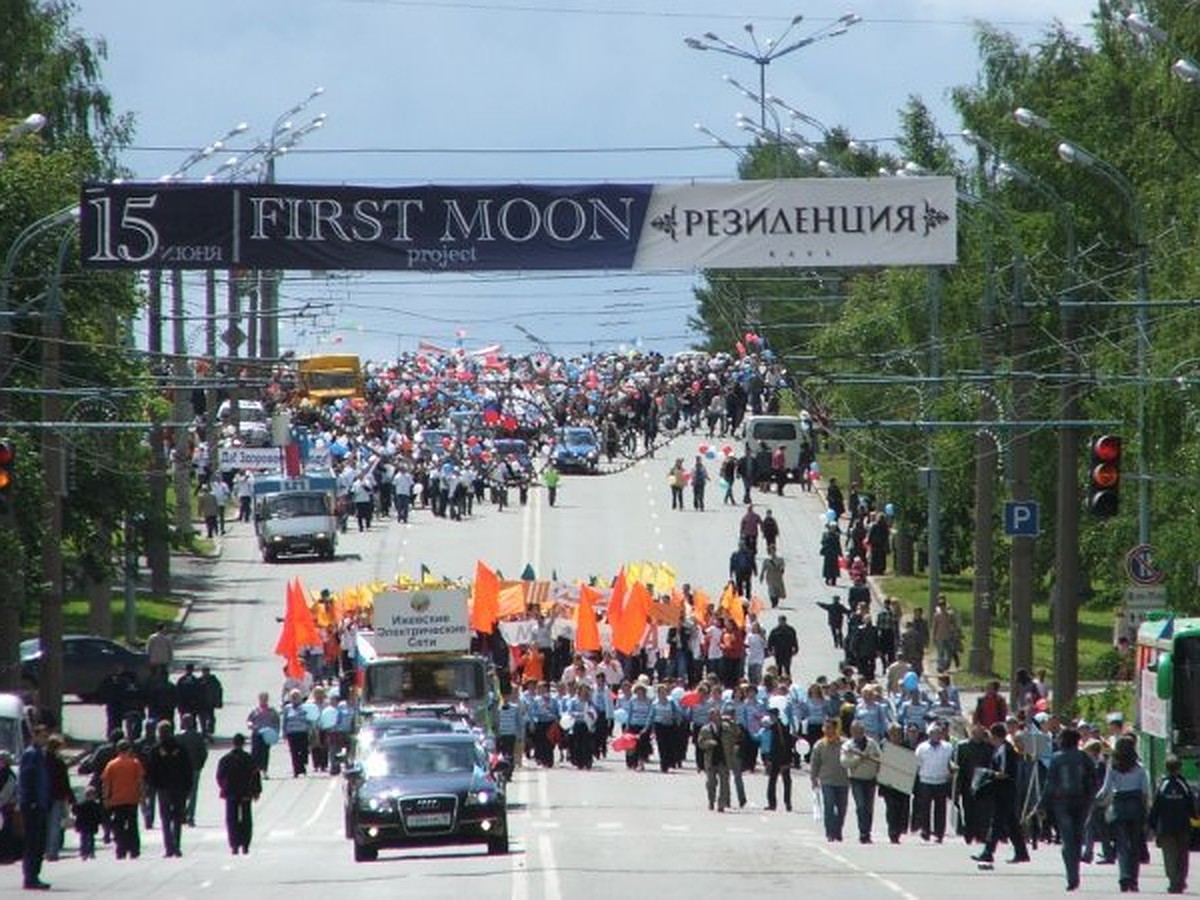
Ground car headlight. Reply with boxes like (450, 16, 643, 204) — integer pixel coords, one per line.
(365, 795, 382, 812)
(271, 535, 283, 542)
(587, 450, 597, 459)
(465, 789, 495, 807)
(315, 532, 328, 540)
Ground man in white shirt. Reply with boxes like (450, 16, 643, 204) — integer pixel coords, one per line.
(912, 722, 953, 842)
(210, 477, 231, 535)
(392, 468, 414, 523)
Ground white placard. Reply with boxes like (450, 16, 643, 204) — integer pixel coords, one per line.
(876, 742, 919, 795)
(372, 588, 470, 654)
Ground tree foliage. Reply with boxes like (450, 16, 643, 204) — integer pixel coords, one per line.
(689, 1, 1200, 610)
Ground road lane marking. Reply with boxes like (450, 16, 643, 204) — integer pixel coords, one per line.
(510, 842, 529, 900)
(301, 779, 337, 829)
(661, 824, 689, 832)
(539, 834, 563, 900)
(537, 769, 550, 819)
(528, 820, 560, 828)
(521, 494, 533, 570)
(815, 843, 919, 900)
(532, 478, 543, 577)
(200, 881, 213, 889)
(267, 829, 296, 840)
(724, 826, 753, 833)
(596, 821, 623, 829)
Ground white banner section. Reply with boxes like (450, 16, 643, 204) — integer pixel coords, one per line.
(372, 588, 471, 654)
(633, 177, 957, 269)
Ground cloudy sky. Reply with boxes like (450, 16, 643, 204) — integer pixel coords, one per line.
(73, 0, 1097, 361)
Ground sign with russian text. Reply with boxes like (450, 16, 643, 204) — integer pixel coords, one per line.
(1140, 668, 1168, 738)
(372, 588, 470, 654)
(80, 178, 958, 272)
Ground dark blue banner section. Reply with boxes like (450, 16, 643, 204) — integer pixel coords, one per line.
(80, 182, 653, 272)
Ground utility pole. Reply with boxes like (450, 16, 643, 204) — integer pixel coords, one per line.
(925, 267, 942, 619)
(146, 270, 169, 594)
(171, 270, 192, 537)
(205, 270, 220, 486)
(970, 262, 998, 675)
(39, 229, 73, 724)
(1010, 282, 1034, 680)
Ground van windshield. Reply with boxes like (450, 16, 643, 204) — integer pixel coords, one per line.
(365, 659, 487, 704)
(751, 422, 798, 441)
(0, 717, 20, 756)
(265, 494, 330, 518)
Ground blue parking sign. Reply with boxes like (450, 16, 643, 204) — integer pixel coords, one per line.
(1004, 500, 1040, 537)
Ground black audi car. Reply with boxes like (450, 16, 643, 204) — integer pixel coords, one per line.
(345, 732, 508, 861)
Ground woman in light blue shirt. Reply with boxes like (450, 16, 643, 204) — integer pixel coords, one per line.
(1095, 735, 1151, 893)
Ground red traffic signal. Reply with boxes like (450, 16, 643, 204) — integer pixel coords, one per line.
(1088, 435, 1121, 518)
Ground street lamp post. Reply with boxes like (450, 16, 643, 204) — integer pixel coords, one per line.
(685, 13, 860, 130)
(1014, 107, 1151, 548)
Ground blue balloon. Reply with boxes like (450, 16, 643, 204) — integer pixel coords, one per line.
(885, 502, 896, 517)
(613, 707, 629, 726)
(902, 671, 919, 691)
(670, 686, 685, 702)
(705, 449, 717, 460)
(825, 509, 837, 522)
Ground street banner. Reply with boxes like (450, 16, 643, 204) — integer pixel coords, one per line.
(80, 178, 958, 272)
(221, 446, 284, 470)
(877, 742, 919, 794)
(372, 588, 470, 654)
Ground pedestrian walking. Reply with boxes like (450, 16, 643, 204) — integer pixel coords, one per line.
(757, 708, 793, 812)
(18, 724, 52, 890)
(766, 615, 798, 677)
(760, 509, 779, 555)
(691, 456, 708, 510)
(175, 714, 208, 827)
(879, 723, 911, 843)
(972, 723, 1031, 868)
(1095, 735, 1151, 893)
(146, 623, 173, 681)
(144, 720, 193, 858)
(668, 458, 686, 510)
(198, 665, 223, 738)
(281, 691, 311, 778)
(816, 595, 849, 650)
(759, 550, 786, 610)
(43, 736, 71, 862)
(542, 466, 560, 507)
(1042, 726, 1097, 891)
(216, 734, 262, 855)
(247, 692, 280, 778)
(72, 787, 103, 860)
(101, 739, 144, 861)
(810, 719, 850, 842)
(1148, 754, 1197, 895)
(820, 523, 841, 586)
(912, 722, 953, 843)
(841, 721, 882, 843)
(696, 708, 738, 812)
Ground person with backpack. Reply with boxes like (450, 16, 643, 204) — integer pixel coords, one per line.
(1148, 754, 1197, 895)
(1043, 726, 1097, 891)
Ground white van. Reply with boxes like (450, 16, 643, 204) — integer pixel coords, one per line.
(742, 414, 814, 478)
(0, 693, 29, 765)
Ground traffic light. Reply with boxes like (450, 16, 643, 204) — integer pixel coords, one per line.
(1088, 434, 1121, 518)
(0, 440, 13, 512)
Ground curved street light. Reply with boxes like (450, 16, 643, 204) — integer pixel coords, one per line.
(685, 13, 860, 129)
(1014, 105, 1152, 548)
(1123, 12, 1200, 85)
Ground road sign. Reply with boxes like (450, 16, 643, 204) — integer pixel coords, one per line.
(1125, 584, 1167, 612)
(1003, 500, 1040, 537)
(1125, 543, 1165, 585)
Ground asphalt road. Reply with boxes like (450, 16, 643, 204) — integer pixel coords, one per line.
(33, 435, 1175, 897)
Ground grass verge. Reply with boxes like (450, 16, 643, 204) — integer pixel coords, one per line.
(22, 595, 182, 645)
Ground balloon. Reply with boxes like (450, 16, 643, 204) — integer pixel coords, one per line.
(885, 502, 896, 517)
(559, 713, 576, 732)
(705, 450, 717, 460)
(794, 738, 810, 757)
(698, 444, 709, 454)
(669, 686, 685, 703)
(722, 445, 733, 456)
(680, 690, 701, 708)
(612, 732, 638, 752)
(825, 509, 837, 523)
(441, 436, 453, 449)
(319, 706, 338, 729)
(302, 702, 320, 724)
(613, 707, 629, 726)
(902, 671, 919, 691)
(258, 726, 279, 746)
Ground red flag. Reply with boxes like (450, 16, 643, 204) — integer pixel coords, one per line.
(614, 580, 652, 655)
(275, 578, 319, 678)
(471, 560, 500, 634)
(607, 568, 627, 632)
(576, 585, 602, 653)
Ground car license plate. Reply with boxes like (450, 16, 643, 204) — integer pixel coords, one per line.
(406, 812, 452, 828)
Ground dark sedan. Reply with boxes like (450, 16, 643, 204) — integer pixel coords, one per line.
(20, 635, 150, 703)
(345, 732, 507, 861)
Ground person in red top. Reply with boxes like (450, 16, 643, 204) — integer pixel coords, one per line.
(102, 740, 145, 860)
(770, 445, 787, 495)
(720, 621, 745, 689)
(973, 680, 1008, 728)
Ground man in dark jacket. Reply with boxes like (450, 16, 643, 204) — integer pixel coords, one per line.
(216, 733, 261, 855)
(197, 665, 223, 738)
(1148, 754, 1197, 895)
(1043, 726, 1097, 891)
(175, 714, 208, 827)
(972, 723, 1031, 867)
(78, 728, 124, 844)
(817, 595, 850, 649)
(145, 720, 193, 858)
(766, 616, 799, 677)
(759, 709, 793, 811)
(175, 663, 203, 723)
(18, 724, 51, 890)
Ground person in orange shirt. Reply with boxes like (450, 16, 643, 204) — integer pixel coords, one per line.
(522, 644, 545, 684)
(102, 740, 144, 860)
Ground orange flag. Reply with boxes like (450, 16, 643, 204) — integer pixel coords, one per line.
(607, 568, 628, 632)
(576, 584, 602, 652)
(720, 582, 745, 628)
(615, 580, 652, 654)
(471, 560, 500, 634)
(275, 578, 320, 678)
(694, 589, 711, 625)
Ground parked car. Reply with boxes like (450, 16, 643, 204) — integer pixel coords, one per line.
(345, 732, 508, 861)
(19, 635, 150, 704)
(552, 426, 600, 473)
